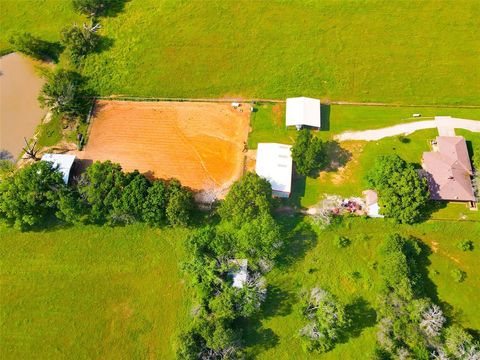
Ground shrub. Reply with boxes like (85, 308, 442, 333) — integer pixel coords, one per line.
(9, 32, 61, 61)
(334, 235, 351, 248)
(450, 268, 466, 283)
(457, 239, 474, 251)
(61, 23, 100, 65)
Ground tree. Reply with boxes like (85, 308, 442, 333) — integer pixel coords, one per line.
(165, 180, 194, 227)
(0, 161, 65, 230)
(142, 180, 168, 226)
(56, 187, 89, 224)
(235, 213, 282, 263)
(218, 172, 273, 226)
(444, 325, 479, 359)
(38, 69, 92, 119)
(111, 170, 150, 222)
(61, 23, 100, 65)
(366, 155, 430, 224)
(291, 129, 327, 177)
(0, 160, 15, 181)
(299, 287, 349, 353)
(77, 160, 126, 223)
(419, 304, 445, 339)
(72, 0, 113, 17)
(8, 32, 61, 61)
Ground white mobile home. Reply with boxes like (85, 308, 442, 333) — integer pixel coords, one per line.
(255, 143, 293, 198)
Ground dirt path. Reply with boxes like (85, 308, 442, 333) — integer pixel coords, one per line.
(335, 116, 480, 141)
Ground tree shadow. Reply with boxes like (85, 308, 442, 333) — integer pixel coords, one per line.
(95, 36, 115, 53)
(320, 104, 330, 131)
(39, 40, 64, 63)
(275, 216, 317, 269)
(0, 150, 15, 161)
(262, 286, 294, 319)
(340, 297, 377, 343)
(238, 315, 280, 359)
(322, 140, 352, 173)
(286, 172, 306, 208)
(102, 0, 131, 17)
(409, 237, 440, 302)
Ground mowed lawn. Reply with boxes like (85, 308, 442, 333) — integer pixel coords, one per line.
(0, 224, 191, 360)
(1, 0, 480, 104)
(242, 217, 480, 359)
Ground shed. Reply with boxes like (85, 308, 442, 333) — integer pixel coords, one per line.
(230, 259, 248, 289)
(286, 97, 321, 130)
(41, 153, 76, 184)
(362, 189, 384, 218)
(255, 143, 293, 198)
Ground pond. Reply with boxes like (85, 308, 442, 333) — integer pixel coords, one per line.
(0, 52, 47, 160)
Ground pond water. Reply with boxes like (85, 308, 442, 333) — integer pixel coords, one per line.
(0, 52, 47, 160)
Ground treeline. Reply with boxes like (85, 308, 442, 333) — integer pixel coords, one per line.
(374, 234, 479, 359)
(176, 173, 283, 358)
(0, 160, 194, 230)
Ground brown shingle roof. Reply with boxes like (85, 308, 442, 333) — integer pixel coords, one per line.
(422, 136, 475, 202)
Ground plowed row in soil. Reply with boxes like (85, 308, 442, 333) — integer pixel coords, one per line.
(76, 100, 250, 190)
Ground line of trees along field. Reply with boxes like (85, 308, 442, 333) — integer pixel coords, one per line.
(0, 160, 194, 230)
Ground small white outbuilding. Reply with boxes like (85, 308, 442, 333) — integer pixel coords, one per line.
(41, 153, 76, 184)
(286, 97, 321, 130)
(230, 259, 248, 289)
(362, 189, 384, 218)
(255, 143, 293, 198)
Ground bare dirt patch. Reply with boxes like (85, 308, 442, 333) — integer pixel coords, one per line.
(75, 101, 250, 191)
(319, 141, 364, 185)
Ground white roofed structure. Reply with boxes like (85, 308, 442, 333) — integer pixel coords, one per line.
(230, 259, 248, 289)
(286, 97, 321, 129)
(41, 153, 76, 184)
(255, 143, 293, 198)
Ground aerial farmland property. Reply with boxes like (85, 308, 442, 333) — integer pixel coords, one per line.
(0, 1, 479, 360)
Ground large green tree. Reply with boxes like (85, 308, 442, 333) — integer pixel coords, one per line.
(38, 69, 92, 119)
(165, 179, 194, 227)
(72, 0, 114, 17)
(61, 23, 100, 65)
(366, 155, 430, 224)
(77, 160, 126, 223)
(291, 129, 327, 177)
(218, 172, 273, 226)
(0, 161, 65, 230)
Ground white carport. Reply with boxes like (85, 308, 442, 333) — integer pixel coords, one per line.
(255, 143, 292, 198)
(286, 97, 321, 130)
(41, 153, 76, 184)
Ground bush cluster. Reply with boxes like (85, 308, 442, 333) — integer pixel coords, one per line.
(291, 129, 327, 177)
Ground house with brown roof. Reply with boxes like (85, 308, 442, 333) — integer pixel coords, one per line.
(421, 136, 476, 205)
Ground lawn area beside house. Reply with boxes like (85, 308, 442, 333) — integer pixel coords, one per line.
(0, 223, 192, 360)
(2, 1, 480, 104)
(241, 216, 480, 359)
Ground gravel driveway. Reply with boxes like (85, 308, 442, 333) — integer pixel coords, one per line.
(335, 116, 480, 141)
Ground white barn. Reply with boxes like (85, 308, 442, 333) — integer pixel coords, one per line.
(41, 153, 76, 184)
(286, 97, 321, 130)
(255, 143, 293, 198)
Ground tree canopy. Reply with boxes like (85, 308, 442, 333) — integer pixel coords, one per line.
(217, 172, 273, 227)
(366, 155, 430, 224)
(0, 161, 65, 230)
(38, 69, 92, 119)
(291, 129, 327, 177)
(61, 23, 100, 65)
(72, 0, 113, 17)
(8, 32, 62, 62)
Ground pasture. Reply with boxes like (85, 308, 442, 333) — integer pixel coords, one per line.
(1, 0, 480, 104)
(77, 100, 250, 191)
(0, 223, 192, 360)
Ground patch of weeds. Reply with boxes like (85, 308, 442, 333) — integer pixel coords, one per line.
(450, 268, 467, 283)
(334, 235, 351, 248)
(457, 239, 474, 251)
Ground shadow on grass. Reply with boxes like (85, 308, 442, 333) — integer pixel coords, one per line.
(323, 140, 352, 173)
(275, 215, 317, 269)
(102, 0, 131, 17)
(320, 104, 330, 131)
(340, 297, 377, 342)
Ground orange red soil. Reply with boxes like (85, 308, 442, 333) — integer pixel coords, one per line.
(77, 100, 250, 190)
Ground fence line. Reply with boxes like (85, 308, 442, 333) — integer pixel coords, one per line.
(92, 95, 480, 109)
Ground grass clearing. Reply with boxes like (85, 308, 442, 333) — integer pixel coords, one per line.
(1, 1, 480, 104)
(0, 223, 191, 360)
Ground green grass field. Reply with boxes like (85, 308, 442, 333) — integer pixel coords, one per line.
(0, 223, 192, 360)
(1, 0, 480, 104)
